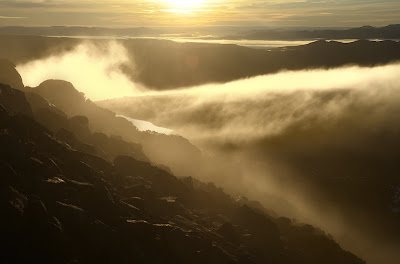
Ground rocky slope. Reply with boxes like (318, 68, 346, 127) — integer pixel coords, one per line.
(0, 61, 365, 263)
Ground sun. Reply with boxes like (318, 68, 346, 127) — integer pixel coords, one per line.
(167, 0, 204, 9)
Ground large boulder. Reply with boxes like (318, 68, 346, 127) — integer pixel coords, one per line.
(0, 59, 24, 90)
(33, 80, 86, 116)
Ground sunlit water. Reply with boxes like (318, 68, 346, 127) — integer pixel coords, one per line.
(116, 115, 173, 134)
(46, 35, 383, 49)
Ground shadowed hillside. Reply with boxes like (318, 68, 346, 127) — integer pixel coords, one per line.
(0, 59, 366, 263)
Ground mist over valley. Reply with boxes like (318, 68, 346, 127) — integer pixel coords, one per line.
(1, 23, 400, 264)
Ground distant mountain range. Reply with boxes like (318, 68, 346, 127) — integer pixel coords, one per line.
(1, 25, 400, 40)
(0, 36, 400, 91)
(227, 24, 400, 40)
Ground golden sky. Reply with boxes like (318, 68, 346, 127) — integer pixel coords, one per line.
(0, 0, 399, 27)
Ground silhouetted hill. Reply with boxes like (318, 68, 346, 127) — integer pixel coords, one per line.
(0, 35, 80, 64)
(0, 36, 399, 90)
(122, 39, 400, 89)
(0, 78, 365, 263)
(231, 24, 400, 40)
(1, 24, 399, 40)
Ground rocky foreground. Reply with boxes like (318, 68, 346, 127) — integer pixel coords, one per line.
(0, 60, 364, 263)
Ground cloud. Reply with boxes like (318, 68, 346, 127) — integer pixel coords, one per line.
(113, 63, 400, 143)
(98, 62, 400, 264)
(15, 38, 400, 263)
(1, 0, 399, 27)
(0, 15, 26, 19)
(16, 41, 142, 101)
(0, 0, 50, 8)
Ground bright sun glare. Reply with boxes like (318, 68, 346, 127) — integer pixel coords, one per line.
(167, 0, 203, 9)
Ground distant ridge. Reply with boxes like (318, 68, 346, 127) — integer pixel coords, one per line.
(226, 24, 400, 40)
(1, 36, 399, 90)
(1, 25, 400, 40)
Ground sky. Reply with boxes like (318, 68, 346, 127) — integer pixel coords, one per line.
(0, 0, 399, 28)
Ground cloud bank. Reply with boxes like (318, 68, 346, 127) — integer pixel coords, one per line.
(1, 0, 399, 27)
(107, 62, 400, 144)
(99, 62, 400, 264)
(17, 41, 140, 101)
(15, 40, 400, 264)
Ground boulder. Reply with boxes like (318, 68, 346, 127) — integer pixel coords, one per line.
(0, 59, 24, 90)
(33, 80, 85, 116)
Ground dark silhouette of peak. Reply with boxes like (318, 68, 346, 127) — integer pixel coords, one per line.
(37, 79, 78, 92)
(381, 24, 400, 30)
(232, 24, 400, 40)
(0, 59, 24, 90)
(359, 25, 374, 29)
(35, 79, 86, 107)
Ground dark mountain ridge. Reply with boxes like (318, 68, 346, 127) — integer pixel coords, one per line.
(0, 60, 365, 263)
(0, 36, 399, 91)
(230, 24, 400, 40)
(1, 24, 399, 40)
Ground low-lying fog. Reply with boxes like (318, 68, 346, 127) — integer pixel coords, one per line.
(17, 41, 141, 101)
(17, 40, 400, 264)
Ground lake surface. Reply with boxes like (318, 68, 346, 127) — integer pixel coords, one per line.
(47, 35, 379, 49)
